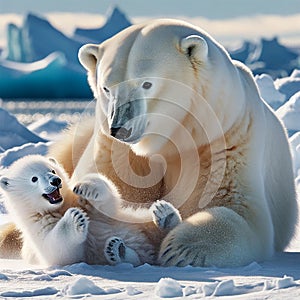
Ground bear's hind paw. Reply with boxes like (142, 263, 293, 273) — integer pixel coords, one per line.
(104, 236, 141, 266)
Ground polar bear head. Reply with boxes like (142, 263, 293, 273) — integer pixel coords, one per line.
(79, 19, 247, 156)
(0, 155, 66, 214)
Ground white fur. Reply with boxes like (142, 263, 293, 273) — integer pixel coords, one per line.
(0, 155, 88, 266)
(0, 155, 180, 266)
(75, 19, 298, 267)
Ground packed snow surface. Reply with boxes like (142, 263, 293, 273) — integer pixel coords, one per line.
(0, 68, 300, 298)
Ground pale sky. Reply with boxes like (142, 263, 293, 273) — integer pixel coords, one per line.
(0, 0, 300, 19)
(0, 0, 300, 48)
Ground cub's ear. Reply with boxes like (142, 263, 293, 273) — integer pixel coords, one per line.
(78, 44, 103, 72)
(0, 176, 10, 191)
(180, 35, 208, 62)
(48, 157, 58, 165)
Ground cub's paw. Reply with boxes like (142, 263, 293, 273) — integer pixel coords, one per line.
(104, 237, 126, 265)
(104, 236, 141, 266)
(73, 174, 117, 204)
(64, 207, 89, 237)
(151, 200, 182, 230)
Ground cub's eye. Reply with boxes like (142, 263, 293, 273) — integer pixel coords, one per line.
(31, 176, 38, 183)
(142, 81, 152, 90)
(103, 87, 110, 94)
(51, 170, 56, 174)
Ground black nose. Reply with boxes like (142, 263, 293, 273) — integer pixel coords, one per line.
(110, 127, 132, 140)
(51, 177, 61, 187)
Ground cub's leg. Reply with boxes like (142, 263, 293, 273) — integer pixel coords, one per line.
(104, 236, 141, 266)
(44, 207, 89, 265)
(158, 207, 273, 267)
(151, 200, 182, 231)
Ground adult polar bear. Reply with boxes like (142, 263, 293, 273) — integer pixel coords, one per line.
(54, 19, 297, 267)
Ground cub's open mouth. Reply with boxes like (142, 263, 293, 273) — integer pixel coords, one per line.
(42, 188, 63, 204)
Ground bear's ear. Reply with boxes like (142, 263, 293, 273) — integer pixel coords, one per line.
(78, 44, 103, 72)
(0, 176, 10, 191)
(180, 35, 208, 62)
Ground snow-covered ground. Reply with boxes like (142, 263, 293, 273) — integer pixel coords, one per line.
(0, 70, 300, 298)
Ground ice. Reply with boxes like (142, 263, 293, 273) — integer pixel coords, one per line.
(275, 275, 297, 289)
(0, 6, 133, 99)
(28, 117, 67, 140)
(255, 73, 286, 109)
(0, 52, 92, 99)
(155, 277, 183, 298)
(0, 108, 46, 150)
(5, 13, 83, 65)
(125, 285, 142, 296)
(202, 281, 219, 296)
(0, 142, 49, 168)
(275, 70, 300, 100)
(0, 7, 299, 99)
(264, 275, 297, 290)
(213, 279, 236, 296)
(247, 37, 299, 78)
(61, 277, 106, 296)
(1, 287, 58, 297)
(0, 273, 9, 280)
(289, 132, 300, 176)
(276, 91, 300, 135)
(74, 6, 132, 43)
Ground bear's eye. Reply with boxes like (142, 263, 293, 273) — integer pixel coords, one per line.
(31, 176, 38, 183)
(51, 170, 56, 174)
(142, 81, 152, 90)
(103, 87, 110, 94)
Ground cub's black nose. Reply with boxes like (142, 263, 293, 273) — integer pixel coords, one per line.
(51, 177, 61, 187)
(110, 127, 132, 140)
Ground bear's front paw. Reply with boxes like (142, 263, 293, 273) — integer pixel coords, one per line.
(151, 200, 182, 230)
(64, 207, 89, 237)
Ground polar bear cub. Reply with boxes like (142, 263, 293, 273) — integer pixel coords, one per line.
(0, 155, 181, 266)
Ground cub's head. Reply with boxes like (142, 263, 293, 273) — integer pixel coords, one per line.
(0, 155, 65, 214)
(79, 19, 246, 156)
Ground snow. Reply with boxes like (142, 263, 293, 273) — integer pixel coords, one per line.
(155, 278, 183, 298)
(0, 72, 300, 298)
(255, 74, 286, 109)
(0, 8, 300, 299)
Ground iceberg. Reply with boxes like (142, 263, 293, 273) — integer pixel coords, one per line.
(247, 37, 299, 77)
(0, 108, 46, 150)
(4, 13, 84, 65)
(0, 52, 92, 99)
(74, 6, 132, 43)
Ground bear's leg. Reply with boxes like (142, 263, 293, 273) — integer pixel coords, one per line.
(73, 173, 121, 217)
(151, 200, 182, 231)
(158, 207, 273, 267)
(104, 236, 141, 266)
